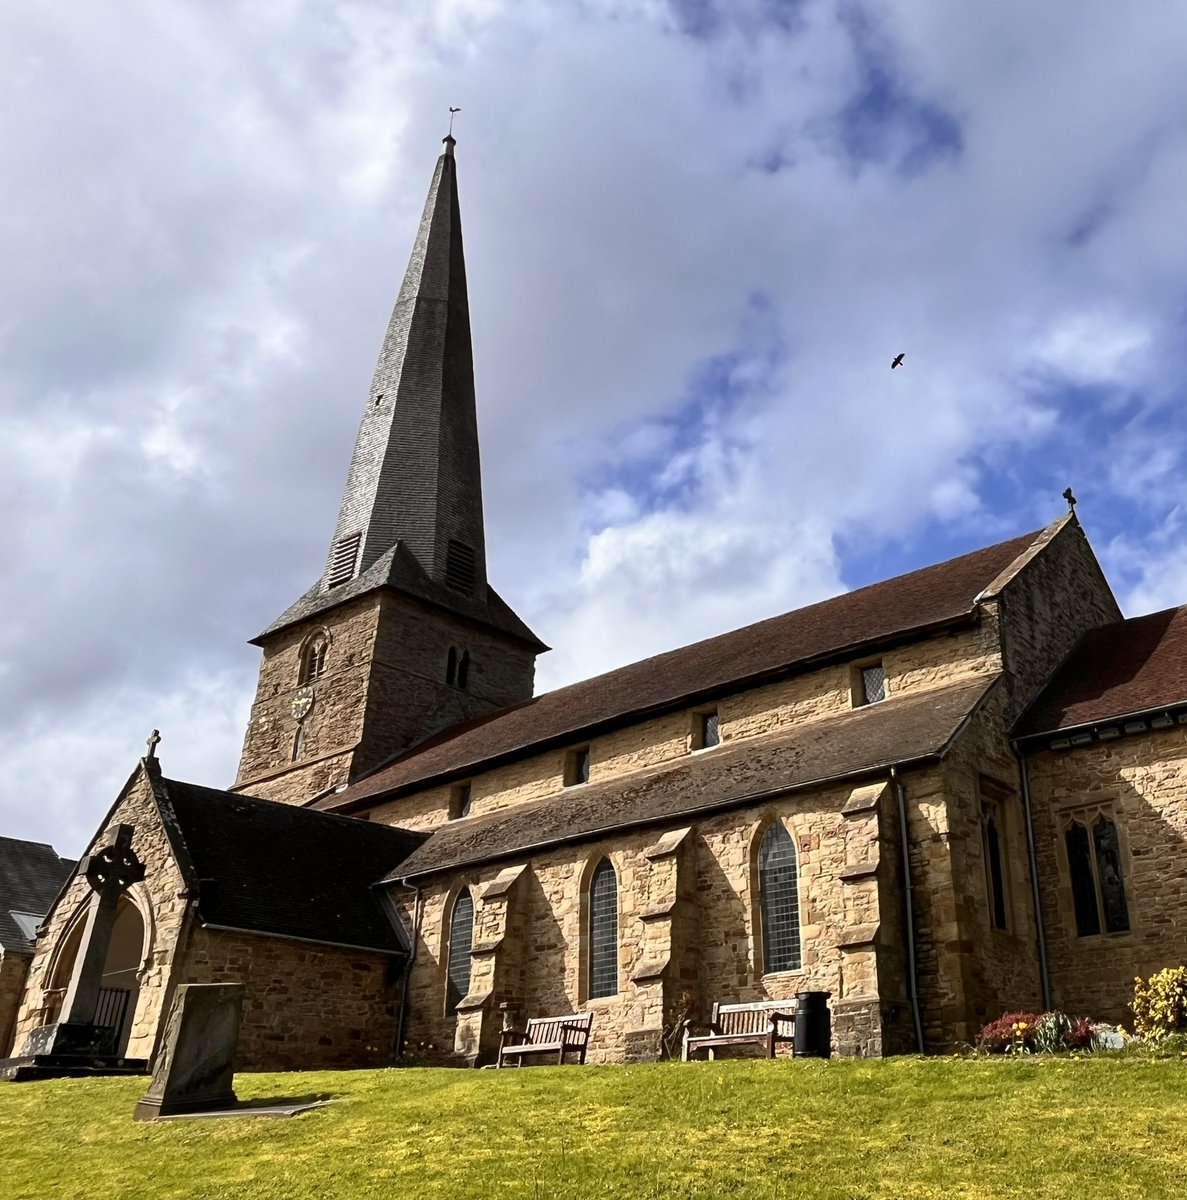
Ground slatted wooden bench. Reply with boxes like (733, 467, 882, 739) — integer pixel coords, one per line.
(681, 1000, 796, 1061)
(497, 1011, 595, 1067)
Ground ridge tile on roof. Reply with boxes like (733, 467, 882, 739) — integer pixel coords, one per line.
(386, 672, 1000, 881)
(1016, 605, 1187, 737)
(322, 525, 1047, 811)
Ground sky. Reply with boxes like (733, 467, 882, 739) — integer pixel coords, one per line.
(2, 0, 1186, 855)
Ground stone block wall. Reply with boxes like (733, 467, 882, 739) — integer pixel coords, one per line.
(0, 950, 31, 1057)
(367, 623, 1001, 834)
(1027, 726, 1187, 1025)
(179, 926, 400, 1070)
(236, 589, 537, 805)
(13, 768, 191, 1063)
(396, 779, 903, 1065)
(992, 519, 1121, 722)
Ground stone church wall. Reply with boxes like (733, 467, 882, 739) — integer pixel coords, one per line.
(178, 926, 399, 1071)
(1027, 726, 1187, 1026)
(237, 590, 537, 806)
(368, 621, 1002, 836)
(0, 950, 32, 1057)
(396, 778, 905, 1065)
(12, 768, 191, 1063)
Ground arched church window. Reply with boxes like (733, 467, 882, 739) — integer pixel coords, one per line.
(299, 635, 328, 685)
(588, 858, 618, 999)
(446, 888, 474, 1012)
(1065, 813, 1130, 937)
(759, 823, 802, 974)
(457, 651, 471, 690)
(446, 646, 458, 686)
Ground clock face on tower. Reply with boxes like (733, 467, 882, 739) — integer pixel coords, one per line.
(291, 687, 315, 723)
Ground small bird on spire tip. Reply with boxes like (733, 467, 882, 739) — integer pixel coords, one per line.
(1063, 486, 1077, 513)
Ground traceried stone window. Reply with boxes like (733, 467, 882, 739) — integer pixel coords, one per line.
(588, 859, 618, 999)
(446, 888, 474, 1012)
(565, 746, 591, 787)
(759, 823, 802, 974)
(1064, 812, 1130, 937)
(299, 635, 329, 685)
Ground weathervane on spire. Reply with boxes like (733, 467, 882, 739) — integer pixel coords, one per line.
(1063, 486, 1077, 514)
(448, 106, 461, 136)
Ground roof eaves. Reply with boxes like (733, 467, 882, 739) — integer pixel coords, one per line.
(1013, 699, 1187, 748)
(324, 609, 980, 815)
(388, 751, 946, 884)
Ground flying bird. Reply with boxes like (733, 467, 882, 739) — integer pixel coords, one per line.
(891, 353, 905, 369)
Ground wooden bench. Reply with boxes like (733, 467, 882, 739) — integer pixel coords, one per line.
(497, 1011, 595, 1067)
(681, 1000, 796, 1061)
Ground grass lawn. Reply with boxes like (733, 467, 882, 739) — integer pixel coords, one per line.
(2, 1057, 1186, 1199)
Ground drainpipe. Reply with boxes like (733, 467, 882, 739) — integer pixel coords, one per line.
(1012, 745, 1052, 1011)
(890, 766, 926, 1054)
(393, 883, 423, 1062)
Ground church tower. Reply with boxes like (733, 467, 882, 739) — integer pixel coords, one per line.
(234, 135, 547, 806)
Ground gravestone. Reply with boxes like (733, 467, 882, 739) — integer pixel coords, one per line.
(134, 983, 245, 1119)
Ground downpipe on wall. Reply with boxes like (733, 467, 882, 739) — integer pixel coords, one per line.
(1012, 745, 1053, 1011)
(890, 765, 926, 1054)
(393, 883, 423, 1063)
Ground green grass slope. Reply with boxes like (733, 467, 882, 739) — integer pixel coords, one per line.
(2, 1059, 1186, 1199)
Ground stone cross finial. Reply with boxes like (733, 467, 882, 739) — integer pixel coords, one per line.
(146, 729, 161, 760)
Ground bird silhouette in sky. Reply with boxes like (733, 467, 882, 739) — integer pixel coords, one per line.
(891, 353, 905, 369)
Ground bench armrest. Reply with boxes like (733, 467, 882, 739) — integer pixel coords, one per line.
(499, 1027, 526, 1048)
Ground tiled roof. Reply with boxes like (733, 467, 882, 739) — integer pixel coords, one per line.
(154, 777, 426, 954)
(0, 837, 74, 952)
(1015, 605, 1187, 737)
(253, 540, 546, 649)
(321, 526, 1044, 812)
(385, 673, 1000, 881)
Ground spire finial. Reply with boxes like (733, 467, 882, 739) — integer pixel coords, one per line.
(447, 106, 461, 138)
(146, 729, 161, 761)
(1062, 486, 1077, 514)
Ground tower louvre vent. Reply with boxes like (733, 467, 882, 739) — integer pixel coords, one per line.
(327, 532, 362, 589)
(445, 539, 477, 595)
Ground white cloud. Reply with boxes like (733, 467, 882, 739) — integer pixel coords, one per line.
(2, 1, 1187, 849)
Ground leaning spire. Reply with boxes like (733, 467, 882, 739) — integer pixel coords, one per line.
(323, 133, 486, 598)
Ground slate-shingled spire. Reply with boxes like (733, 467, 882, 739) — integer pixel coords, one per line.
(324, 134, 486, 597)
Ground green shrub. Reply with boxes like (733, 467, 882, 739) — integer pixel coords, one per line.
(1132, 966, 1187, 1038)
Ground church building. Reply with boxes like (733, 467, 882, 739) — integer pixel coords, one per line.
(5, 136, 1187, 1073)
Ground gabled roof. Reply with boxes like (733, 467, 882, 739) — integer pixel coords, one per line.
(1015, 605, 1187, 738)
(319, 524, 1048, 813)
(0, 837, 74, 953)
(153, 776, 426, 954)
(385, 673, 1000, 881)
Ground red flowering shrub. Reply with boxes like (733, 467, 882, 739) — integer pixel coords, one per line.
(1066, 1017, 1097, 1050)
(976, 1011, 1042, 1053)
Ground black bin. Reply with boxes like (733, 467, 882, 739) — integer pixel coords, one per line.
(793, 990, 831, 1058)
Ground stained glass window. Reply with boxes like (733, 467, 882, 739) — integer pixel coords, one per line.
(446, 889, 474, 1011)
(759, 823, 802, 974)
(588, 859, 618, 999)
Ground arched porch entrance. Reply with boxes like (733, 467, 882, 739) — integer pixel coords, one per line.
(45, 897, 146, 1056)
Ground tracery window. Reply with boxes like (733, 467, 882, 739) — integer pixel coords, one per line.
(299, 635, 328, 684)
(1065, 813, 1130, 937)
(446, 888, 474, 1012)
(588, 859, 618, 999)
(759, 823, 802, 974)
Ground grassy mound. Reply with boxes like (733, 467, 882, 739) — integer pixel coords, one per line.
(2, 1057, 1186, 1199)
